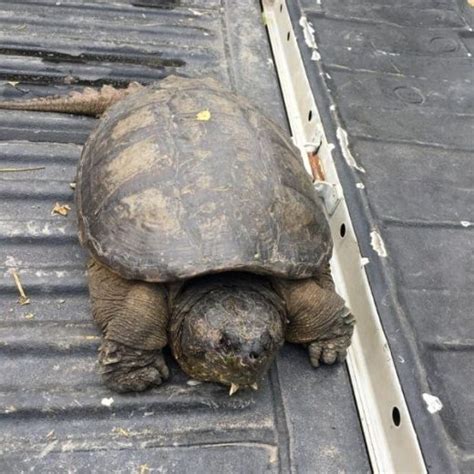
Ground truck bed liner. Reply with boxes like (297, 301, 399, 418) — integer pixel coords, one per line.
(287, 0, 474, 471)
(0, 1, 369, 472)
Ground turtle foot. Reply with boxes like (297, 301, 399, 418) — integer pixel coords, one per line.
(99, 340, 169, 393)
(308, 309, 355, 368)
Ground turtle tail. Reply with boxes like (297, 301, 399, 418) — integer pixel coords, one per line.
(0, 82, 143, 117)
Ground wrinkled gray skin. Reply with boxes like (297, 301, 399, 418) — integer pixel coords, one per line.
(0, 76, 355, 393)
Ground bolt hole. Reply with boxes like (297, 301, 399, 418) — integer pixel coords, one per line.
(339, 223, 346, 238)
(280, 3, 283, 12)
(392, 407, 401, 427)
(308, 110, 313, 121)
(287, 31, 290, 41)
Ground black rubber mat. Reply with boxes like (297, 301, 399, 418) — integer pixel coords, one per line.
(0, 1, 370, 472)
(288, 0, 474, 471)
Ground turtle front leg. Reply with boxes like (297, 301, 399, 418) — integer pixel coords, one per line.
(273, 265, 355, 367)
(87, 260, 170, 392)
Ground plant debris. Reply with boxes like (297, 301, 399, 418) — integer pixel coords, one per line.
(138, 464, 150, 474)
(113, 427, 131, 437)
(11, 270, 30, 305)
(51, 202, 71, 216)
(69, 182, 77, 190)
(196, 109, 211, 121)
(307, 149, 325, 182)
(0, 166, 45, 173)
(101, 397, 114, 407)
(24, 312, 35, 320)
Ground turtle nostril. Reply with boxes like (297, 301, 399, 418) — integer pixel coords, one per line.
(249, 351, 260, 361)
(218, 334, 232, 351)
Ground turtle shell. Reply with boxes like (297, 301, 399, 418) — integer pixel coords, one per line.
(76, 77, 332, 282)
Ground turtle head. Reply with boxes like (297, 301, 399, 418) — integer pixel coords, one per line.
(170, 274, 286, 391)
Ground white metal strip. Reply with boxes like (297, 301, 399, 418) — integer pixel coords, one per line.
(262, 1, 427, 472)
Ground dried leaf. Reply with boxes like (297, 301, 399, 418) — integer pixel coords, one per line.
(7, 81, 19, 87)
(51, 202, 71, 216)
(196, 109, 211, 121)
(24, 313, 35, 320)
(307, 150, 325, 182)
(69, 182, 76, 190)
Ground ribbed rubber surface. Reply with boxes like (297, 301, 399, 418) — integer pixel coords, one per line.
(289, 0, 474, 471)
(0, 1, 369, 472)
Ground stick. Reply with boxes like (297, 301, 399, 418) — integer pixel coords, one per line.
(11, 269, 30, 305)
(0, 166, 45, 173)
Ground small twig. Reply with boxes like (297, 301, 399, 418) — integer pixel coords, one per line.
(11, 269, 30, 305)
(0, 166, 45, 173)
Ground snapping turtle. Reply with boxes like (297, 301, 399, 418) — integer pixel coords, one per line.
(1, 76, 355, 393)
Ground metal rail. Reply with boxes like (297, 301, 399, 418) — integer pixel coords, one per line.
(262, 1, 427, 472)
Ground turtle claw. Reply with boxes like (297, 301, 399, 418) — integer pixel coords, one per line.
(307, 313, 354, 369)
(153, 354, 170, 381)
(99, 340, 169, 393)
(308, 336, 350, 368)
(229, 383, 240, 396)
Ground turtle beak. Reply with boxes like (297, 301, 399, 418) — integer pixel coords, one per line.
(229, 383, 239, 396)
